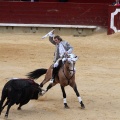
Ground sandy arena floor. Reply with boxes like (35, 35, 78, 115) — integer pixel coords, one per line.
(0, 31, 120, 120)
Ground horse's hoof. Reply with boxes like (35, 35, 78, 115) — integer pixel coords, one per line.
(81, 104, 85, 109)
(64, 106, 69, 109)
(64, 104, 70, 109)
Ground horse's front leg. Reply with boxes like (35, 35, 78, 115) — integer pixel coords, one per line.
(60, 85, 69, 109)
(40, 74, 52, 87)
(72, 84, 85, 109)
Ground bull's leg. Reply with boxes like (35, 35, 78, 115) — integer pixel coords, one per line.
(0, 100, 4, 115)
(5, 101, 15, 118)
(0, 94, 7, 115)
(1, 99, 10, 111)
(17, 105, 22, 110)
(17, 99, 30, 110)
(17, 103, 23, 110)
(71, 84, 85, 109)
(60, 85, 69, 108)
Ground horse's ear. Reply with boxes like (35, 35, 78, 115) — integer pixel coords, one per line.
(75, 56, 77, 58)
(73, 56, 78, 61)
(75, 56, 79, 60)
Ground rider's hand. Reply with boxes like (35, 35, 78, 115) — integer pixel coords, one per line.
(64, 51, 68, 55)
(48, 31, 54, 37)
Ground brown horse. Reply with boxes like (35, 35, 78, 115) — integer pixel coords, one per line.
(27, 54, 85, 109)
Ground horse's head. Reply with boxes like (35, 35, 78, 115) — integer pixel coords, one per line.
(62, 54, 78, 75)
(62, 54, 78, 63)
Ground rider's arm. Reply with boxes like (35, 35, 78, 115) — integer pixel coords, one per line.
(48, 31, 56, 45)
(66, 42, 73, 54)
(49, 36, 56, 45)
(64, 41, 73, 54)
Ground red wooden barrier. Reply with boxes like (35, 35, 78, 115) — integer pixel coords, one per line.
(0, 2, 109, 27)
(68, 0, 114, 3)
(0, 0, 115, 3)
(108, 5, 120, 35)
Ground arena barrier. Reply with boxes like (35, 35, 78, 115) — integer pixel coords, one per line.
(0, 23, 97, 36)
(108, 5, 120, 35)
(0, 2, 112, 35)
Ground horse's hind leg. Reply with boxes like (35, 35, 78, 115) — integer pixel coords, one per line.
(41, 82, 57, 95)
(60, 85, 69, 108)
(40, 78, 51, 87)
(40, 69, 52, 88)
(40, 79, 46, 87)
(72, 84, 85, 109)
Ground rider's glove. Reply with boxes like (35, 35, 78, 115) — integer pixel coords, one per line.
(48, 31, 54, 37)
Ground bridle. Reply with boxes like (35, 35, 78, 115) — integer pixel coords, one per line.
(61, 54, 78, 84)
(62, 59, 75, 83)
(66, 61, 75, 73)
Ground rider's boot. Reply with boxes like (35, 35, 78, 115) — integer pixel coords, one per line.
(49, 67, 57, 83)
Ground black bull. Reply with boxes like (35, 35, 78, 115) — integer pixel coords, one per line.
(0, 78, 44, 118)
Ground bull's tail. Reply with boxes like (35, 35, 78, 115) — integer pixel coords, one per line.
(26, 68, 47, 80)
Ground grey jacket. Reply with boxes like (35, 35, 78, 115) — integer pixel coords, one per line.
(49, 36, 73, 62)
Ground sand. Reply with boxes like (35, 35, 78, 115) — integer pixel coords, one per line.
(0, 31, 120, 120)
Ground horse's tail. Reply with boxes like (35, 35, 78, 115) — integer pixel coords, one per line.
(26, 68, 47, 80)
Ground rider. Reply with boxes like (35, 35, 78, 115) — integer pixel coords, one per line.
(48, 31, 73, 83)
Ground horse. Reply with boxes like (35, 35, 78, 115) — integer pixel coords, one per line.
(27, 54, 85, 109)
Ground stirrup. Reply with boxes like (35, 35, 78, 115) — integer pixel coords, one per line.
(49, 78, 54, 83)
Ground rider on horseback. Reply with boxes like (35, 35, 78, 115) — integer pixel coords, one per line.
(48, 31, 73, 83)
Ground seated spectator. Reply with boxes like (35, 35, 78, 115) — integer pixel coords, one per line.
(112, 0, 120, 6)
